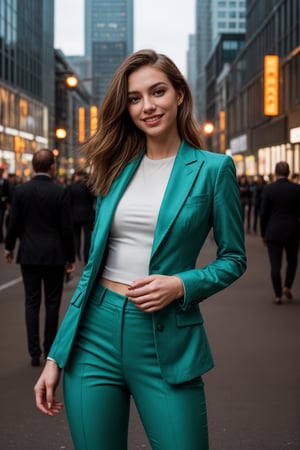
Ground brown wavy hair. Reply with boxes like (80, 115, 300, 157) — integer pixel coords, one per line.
(83, 49, 204, 195)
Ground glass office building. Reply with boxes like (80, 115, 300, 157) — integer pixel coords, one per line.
(85, 0, 133, 105)
(0, 0, 54, 177)
(194, 0, 246, 122)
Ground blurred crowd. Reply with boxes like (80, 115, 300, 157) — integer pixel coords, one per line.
(238, 171, 300, 234)
(2, 166, 300, 245)
(0, 168, 96, 257)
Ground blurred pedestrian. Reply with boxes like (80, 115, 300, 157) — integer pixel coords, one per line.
(56, 174, 69, 187)
(291, 173, 300, 184)
(251, 174, 266, 234)
(66, 169, 95, 264)
(0, 167, 9, 243)
(34, 49, 246, 449)
(4, 149, 76, 366)
(238, 174, 251, 230)
(260, 161, 300, 304)
(5, 172, 19, 231)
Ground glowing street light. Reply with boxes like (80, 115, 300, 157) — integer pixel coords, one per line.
(202, 122, 215, 136)
(65, 75, 79, 89)
(55, 128, 67, 139)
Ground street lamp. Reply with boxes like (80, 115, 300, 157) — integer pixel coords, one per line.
(202, 122, 215, 136)
(55, 128, 67, 139)
(201, 121, 215, 151)
(64, 75, 99, 137)
(65, 75, 79, 89)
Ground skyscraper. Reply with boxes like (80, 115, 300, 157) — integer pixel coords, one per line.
(0, 0, 54, 175)
(85, 0, 134, 105)
(194, 0, 246, 122)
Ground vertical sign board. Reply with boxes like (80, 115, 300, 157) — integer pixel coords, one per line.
(90, 105, 98, 136)
(264, 55, 279, 116)
(78, 107, 85, 143)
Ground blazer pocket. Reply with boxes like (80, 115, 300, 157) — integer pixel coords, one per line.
(176, 310, 204, 327)
(185, 194, 209, 206)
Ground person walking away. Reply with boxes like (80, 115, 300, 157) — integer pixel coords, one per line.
(66, 169, 95, 264)
(4, 149, 76, 366)
(238, 173, 250, 230)
(0, 167, 9, 243)
(252, 174, 266, 234)
(291, 173, 300, 184)
(5, 172, 19, 231)
(260, 161, 300, 304)
(33, 49, 246, 450)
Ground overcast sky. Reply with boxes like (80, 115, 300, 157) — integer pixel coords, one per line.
(54, 0, 196, 75)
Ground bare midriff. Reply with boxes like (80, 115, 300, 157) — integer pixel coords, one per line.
(100, 277, 131, 296)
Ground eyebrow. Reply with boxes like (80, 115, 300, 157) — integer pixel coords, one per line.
(128, 81, 168, 95)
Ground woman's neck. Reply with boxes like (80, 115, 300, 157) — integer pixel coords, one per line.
(146, 135, 181, 160)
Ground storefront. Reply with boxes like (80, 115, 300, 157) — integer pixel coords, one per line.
(256, 125, 300, 178)
(0, 84, 49, 179)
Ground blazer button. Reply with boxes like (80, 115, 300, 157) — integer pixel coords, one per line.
(156, 323, 164, 332)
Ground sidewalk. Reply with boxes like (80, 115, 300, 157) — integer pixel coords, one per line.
(0, 235, 299, 449)
(201, 234, 300, 450)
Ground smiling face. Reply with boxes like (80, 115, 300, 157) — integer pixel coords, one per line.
(127, 65, 184, 143)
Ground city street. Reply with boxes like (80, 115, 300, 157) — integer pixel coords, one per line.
(0, 234, 299, 450)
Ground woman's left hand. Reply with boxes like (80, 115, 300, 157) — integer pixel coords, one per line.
(126, 275, 184, 312)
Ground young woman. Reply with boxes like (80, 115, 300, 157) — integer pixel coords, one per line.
(34, 49, 246, 450)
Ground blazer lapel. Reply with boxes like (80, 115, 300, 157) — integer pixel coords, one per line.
(100, 153, 144, 221)
(151, 141, 204, 258)
(89, 152, 144, 275)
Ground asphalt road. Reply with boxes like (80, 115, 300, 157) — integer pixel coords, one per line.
(0, 234, 299, 450)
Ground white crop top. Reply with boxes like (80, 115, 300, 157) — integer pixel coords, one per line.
(101, 154, 176, 284)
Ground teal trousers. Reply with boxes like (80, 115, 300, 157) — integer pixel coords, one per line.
(63, 284, 209, 450)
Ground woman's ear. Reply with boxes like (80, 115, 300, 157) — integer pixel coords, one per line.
(177, 90, 184, 106)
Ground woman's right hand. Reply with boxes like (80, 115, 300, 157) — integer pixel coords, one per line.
(34, 359, 63, 416)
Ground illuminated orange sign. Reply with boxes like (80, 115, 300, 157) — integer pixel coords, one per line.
(90, 105, 98, 136)
(264, 55, 279, 116)
(78, 107, 85, 143)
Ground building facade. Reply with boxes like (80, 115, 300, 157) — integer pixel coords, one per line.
(84, 0, 134, 105)
(194, 0, 246, 123)
(225, 0, 300, 176)
(54, 50, 91, 178)
(0, 0, 54, 177)
(205, 33, 245, 153)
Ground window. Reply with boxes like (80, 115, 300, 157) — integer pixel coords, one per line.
(223, 40, 239, 50)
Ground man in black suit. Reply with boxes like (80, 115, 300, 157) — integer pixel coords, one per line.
(260, 161, 300, 304)
(4, 149, 75, 366)
(66, 169, 95, 264)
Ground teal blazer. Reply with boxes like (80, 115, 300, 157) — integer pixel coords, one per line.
(49, 141, 246, 384)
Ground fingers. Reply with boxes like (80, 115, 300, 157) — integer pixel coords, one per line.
(34, 380, 63, 416)
(128, 291, 162, 312)
(127, 277, 152, 292)
(127, 276, 172, 312)
(127, 275, 184, 312)
(34, 361, 63, 416)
